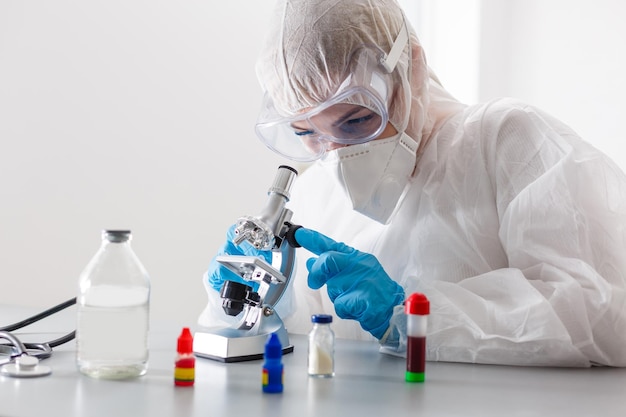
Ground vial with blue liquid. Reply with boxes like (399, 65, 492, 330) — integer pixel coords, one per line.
(262, 333, 284, 393)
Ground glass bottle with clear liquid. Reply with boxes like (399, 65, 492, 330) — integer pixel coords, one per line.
(76, 230, 150, 379)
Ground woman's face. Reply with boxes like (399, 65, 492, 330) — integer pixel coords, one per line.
(290, 103, 398, 154)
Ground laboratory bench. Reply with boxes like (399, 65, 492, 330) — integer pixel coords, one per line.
(1, 304, 626, 417)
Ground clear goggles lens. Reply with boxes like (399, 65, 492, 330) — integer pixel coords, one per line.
(255, 49, 392, 162)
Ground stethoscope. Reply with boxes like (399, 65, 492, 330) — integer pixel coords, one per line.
(0, 298, 76, 378)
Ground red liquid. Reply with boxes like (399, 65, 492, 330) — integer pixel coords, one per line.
(174, 356, 195, 387)
(407, 336, 426, 373)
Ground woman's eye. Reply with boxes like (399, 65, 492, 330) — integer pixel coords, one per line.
(294, 129, 315, 137)
(345, 114, 374, 126)
(337, 113, 378, 136)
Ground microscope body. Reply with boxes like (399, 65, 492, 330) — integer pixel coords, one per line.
(193, 166, 299, 362)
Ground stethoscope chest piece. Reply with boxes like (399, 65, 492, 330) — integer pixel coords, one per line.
(1, 354, 52, 378)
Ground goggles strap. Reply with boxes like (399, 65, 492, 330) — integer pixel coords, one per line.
(380, 22, 409, 73)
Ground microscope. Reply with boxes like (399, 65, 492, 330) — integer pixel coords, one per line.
(193, 165, 301, 362)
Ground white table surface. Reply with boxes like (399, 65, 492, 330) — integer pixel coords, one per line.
(1, 303, 626, 417)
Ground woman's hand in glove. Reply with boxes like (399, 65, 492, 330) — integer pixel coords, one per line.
(294, 227, 405, 339)
(206, 224, 272, 292)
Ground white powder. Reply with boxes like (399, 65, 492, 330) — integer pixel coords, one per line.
(308, 343, 334, 376)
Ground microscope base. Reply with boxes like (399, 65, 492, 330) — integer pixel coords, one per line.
(193, 325, 293, 363)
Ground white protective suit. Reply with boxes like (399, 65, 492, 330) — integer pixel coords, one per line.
(203, 0, 626, 367)
(285, 99, 626, 367)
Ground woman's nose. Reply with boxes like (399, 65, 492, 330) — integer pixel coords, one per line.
(324, 141, 348, 151)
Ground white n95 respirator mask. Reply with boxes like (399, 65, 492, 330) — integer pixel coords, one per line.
(320, 132, 418, 224)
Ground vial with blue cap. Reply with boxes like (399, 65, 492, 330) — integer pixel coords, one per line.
(308, 314, 335, 377)
(262, 333, 284, 393)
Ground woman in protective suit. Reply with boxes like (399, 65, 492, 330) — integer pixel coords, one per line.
(204, 0, 626, 367)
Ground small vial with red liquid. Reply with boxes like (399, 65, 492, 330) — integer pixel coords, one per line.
(174, 327, 195, 387)
(405, 293, 430, 383)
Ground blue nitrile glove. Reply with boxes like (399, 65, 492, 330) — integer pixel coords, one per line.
(294, 227, 405, 339)
(206, 224, 272, 293)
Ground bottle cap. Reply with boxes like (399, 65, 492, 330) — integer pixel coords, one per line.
(177, 327, 194, 354)
(264, 333, 283, 359)
(405, 293, 430, 315)
(311, 314, 333, 324)
(103, 230, 131, 243)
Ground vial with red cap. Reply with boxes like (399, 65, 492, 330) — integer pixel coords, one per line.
(174, 327, 195, 387)
(405, 293, 430, 383)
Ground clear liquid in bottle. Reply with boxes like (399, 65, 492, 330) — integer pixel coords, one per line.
(76, 230, 150, 379)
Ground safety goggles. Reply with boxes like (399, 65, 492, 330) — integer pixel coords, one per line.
(255, 23, 409, 162)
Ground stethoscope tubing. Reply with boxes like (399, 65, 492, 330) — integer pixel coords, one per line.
(0, 297, 76, 364)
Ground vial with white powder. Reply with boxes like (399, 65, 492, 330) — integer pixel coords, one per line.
(308, 314, 335, 377)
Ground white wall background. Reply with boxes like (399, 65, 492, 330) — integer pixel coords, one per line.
(2, 1, 626, 327)
(0, 1, 284, 327)
(403, 0, 626, 169)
